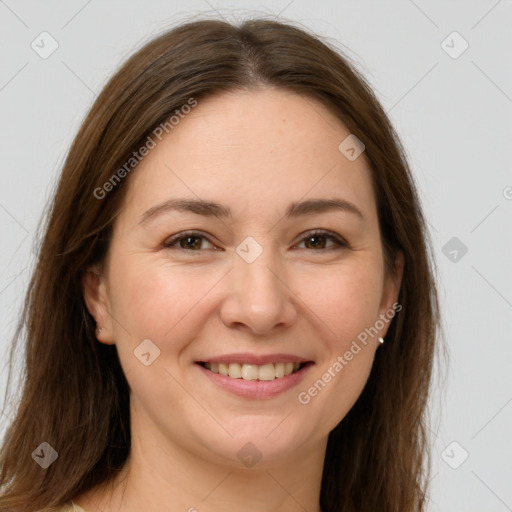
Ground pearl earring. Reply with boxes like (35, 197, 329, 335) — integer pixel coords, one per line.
(378, 336, 384, 344)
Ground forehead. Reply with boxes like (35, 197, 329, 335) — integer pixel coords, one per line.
(119, 88, 377, 225)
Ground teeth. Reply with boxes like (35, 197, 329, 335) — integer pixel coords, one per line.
(228, 363, 242, 378)
(258, 363, 275, 381)
(242, 364, 258, 380)
(202, 361, 303, 380)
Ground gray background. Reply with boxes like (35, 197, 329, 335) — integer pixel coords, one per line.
(1, 1, 511, 510)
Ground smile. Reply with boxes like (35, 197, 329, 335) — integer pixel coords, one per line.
(195, 353, 314, 399)
(199, 361, 305, 380)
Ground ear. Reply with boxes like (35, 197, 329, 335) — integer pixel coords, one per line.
(378, 250, 404, 338)
(82, 264, 115, 345)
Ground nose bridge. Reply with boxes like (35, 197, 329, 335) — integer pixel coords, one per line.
(219, 236, 297, 334)
(239, 249, 280, 302)
(235, 237, 284, 309)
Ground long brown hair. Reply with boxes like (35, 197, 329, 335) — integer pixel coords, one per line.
(0, 17, 441, 512)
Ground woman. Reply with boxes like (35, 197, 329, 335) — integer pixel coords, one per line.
(0, 17, 440, 512)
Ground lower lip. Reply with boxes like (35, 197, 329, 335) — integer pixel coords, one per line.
(196, 363, 313, 399)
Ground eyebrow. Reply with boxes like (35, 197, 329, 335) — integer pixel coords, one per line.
(139, 197, 365, 225)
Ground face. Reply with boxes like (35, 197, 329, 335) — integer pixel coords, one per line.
(84, 88, 403, 468)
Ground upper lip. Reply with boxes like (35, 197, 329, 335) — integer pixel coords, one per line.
(197, 353, 312, 365)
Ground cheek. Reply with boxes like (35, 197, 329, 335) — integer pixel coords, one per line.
(106, 258, 227, 409)
(107, 255, 225, 347)
(293, 264, 382, 429)
(297, 260, 384, 347)
(109, 255, 235, 384)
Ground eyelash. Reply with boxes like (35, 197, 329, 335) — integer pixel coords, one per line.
(162, 229, 348, 252)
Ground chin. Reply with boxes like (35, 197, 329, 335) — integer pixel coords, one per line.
(193, 419, 316, 467)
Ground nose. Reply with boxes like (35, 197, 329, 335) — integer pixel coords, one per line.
(219, 246, 298, 336)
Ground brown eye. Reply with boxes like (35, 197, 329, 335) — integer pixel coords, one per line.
(304, 234, 329, 249)
(296, 230, 347, 250)
(163, 232, 215, 251)
(178, 236, 203, 250)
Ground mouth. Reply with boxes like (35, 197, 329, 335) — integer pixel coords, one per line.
(197, 361, 309, 381)
(194, 353, 314, 399)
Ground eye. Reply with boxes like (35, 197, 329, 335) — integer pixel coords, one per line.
(163, 231, 216, 251)
(162, 229, 348, 252)
(294, 229, 347, 250)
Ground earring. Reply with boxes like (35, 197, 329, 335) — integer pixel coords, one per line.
(96, 326, 105, 335)
(378, 336, 384, 344)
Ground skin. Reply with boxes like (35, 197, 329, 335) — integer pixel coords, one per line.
(78, 88, 403, 512)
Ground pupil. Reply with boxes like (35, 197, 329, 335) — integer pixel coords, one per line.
(307, 235, 325, 249)
(181, 236, 201, 249)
